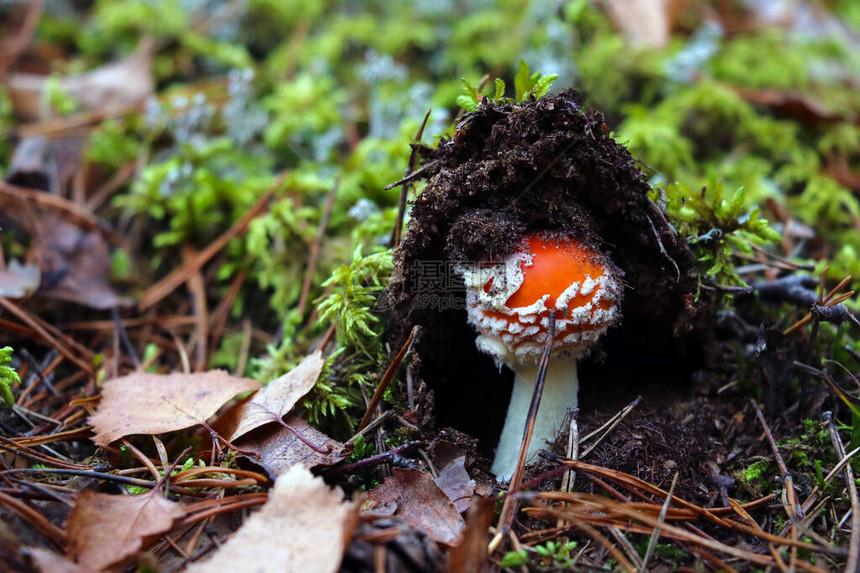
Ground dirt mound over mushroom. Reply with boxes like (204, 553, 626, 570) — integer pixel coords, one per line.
(389, 90, 707, 450)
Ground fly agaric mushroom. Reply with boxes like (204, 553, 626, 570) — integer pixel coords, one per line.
(457, 232, 623, 480)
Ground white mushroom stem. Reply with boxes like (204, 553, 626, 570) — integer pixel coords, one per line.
(490, 359, 579, 481)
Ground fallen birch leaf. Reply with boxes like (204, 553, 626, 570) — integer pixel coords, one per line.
(236, 413, 344, 476)
(229, 351, 324, 441)
(186, 465, 356, 573)
(365, 468, 465, 546)
(66, 489, 185, 571)
(89, 370, 260, 446)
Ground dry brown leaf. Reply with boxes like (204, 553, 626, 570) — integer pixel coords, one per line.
(365, 468, 466, 546)
(34, 213, 129, 308)
(0, 181, 130, 308)
(5, 38, 154, 122)
(89, 370, 260, 446)
(6, 136, 85, 192)
(66, 489, 185, 571)
(433, 442, 476, 513)
(236, 413, 344, 476)
(229, 351, 324, 441)
(25, 548, 99, 573)
(186, 465, 356, 573)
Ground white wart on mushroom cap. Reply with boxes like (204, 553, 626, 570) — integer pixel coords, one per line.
(456, 232, 624, 479)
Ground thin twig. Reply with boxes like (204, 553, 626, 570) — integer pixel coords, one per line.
(751, 399, 802, 517)
(560, 408, 579, 493)
(346, 410, 395, 446)
(382, 160, 439, 190)
(112, 308, 140, 368)
(0, 297, 94, 373)
(0, 468, 202, 496)
(646, 211, 680, 282)
(390, 110, 431, 248)
(496, 311, 557, 538)
(641, 472, 678, 571)
(823, 411, 860, 573)
(182, 244, 209, 371)
(0, 490, 66, 549)
(18, 348, 58, 397)
(579, 396, 643, 445)
(357, 326, 417, 432)
(316, 440, 426, 478)
(139, 178, 281, 310)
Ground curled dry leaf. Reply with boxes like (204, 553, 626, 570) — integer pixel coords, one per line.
(186, 465, 357, 573)
(236, 413, 344, 477)
(432, 442, 476, 513)
(89, 370, 260, 447)
(33, 213, 128, 308)
(229, 351, 324, 441)
(6, 136, 85, 192)
(365, 468, 466, 546)
(66, 489, 185, 571)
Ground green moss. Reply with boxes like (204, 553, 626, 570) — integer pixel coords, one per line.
(0, 347, 19, 409)
(86, 119, 141, 168)
(652, 182, 781, 286)
(741, 459, 770, 483)
(708, 31, 812, 90)
(318, 246, 393, 356)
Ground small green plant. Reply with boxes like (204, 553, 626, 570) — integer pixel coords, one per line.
(253, 311, 351, 428)
(347, 433, 375, 462)
(653, 182, 781, 286)
(344, 434, 380, 490)
(0, 346, 19, 409)
(457, 59, 558, 111)
(498, 549, 528, 568)
(534, 540, 578, 568)
(500, 540, 578, 570)
(118, 136, 270, 251)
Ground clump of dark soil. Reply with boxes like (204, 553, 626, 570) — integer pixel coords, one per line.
(389, 90, 709, 454)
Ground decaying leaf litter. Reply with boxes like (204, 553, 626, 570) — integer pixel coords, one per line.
(2, 1, 860, 572)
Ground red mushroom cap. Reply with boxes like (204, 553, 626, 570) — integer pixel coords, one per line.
(460, 232, 623, 365)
